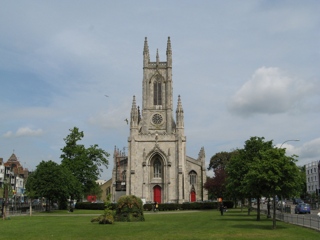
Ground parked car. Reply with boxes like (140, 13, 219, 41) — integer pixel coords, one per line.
(295, 203, 310, 214)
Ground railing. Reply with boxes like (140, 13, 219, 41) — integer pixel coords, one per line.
(255, 206, 320, 231)
(276, 212, 320, 231)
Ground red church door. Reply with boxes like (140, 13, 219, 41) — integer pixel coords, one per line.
(190, 191, 196, 202)
(153, 185, 161, 203)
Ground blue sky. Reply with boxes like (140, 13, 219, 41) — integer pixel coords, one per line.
(1, 1, 319, 180)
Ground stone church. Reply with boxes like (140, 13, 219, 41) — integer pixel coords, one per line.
(111, 37, 207, 204)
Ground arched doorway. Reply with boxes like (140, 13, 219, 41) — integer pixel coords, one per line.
(190, 190, 196, 202)
(153, 185, 161, 203)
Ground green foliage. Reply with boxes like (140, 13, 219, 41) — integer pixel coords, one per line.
(157, 203, 180, 211)
(180, 202, 224, 210)
(60, 127, 109, 200)
(226, 136, 302, 226)
(91, 194, 115, 224)
(75, 202, 117, 210)
(227, 137, 275, 200)
(25, 160, 81, 210)
(255, 148, 301, 198)
(297, 165, 307, 199)
(115, 195, 145, 222)
(208, 151, 236, 171)
(205, 151, 239, 200)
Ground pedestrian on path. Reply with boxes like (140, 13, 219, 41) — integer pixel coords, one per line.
(219, 204, 224, 216)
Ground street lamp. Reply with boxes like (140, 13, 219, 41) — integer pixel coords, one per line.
(279, 139, 300, 148)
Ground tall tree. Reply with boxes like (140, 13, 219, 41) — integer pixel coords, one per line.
(205, 151, 236, 200)
(60, 127, 109, 199)
(226, 136, 302, 229)
(253, 148, 301, 229)
(297, 165, 307, 199)
(208, 151, 234, 171)
(25, 160, 81, 210)
(226, 137, 273, 219)
(204, 168, 227, 199)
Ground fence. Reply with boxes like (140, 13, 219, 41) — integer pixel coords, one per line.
(257, 206, 320, 231)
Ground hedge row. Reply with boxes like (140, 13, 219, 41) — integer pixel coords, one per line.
(75, 202, 117, 210)
(76, 201, 234, 211)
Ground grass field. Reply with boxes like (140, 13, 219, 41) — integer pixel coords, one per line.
(1, 209, 319, 240)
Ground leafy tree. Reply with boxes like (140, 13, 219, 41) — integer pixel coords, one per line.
(226, 136, 302, 229)
(208, 151, 234, 171)
(297, 165, 307, 199)
(205, 151, 237, 200)
(60, 127, 109, 200)
(226, 137, 273, 219)
(25, 160, 81, 210)
(254, 148, 301, 229)
(204, 168, 227, 199)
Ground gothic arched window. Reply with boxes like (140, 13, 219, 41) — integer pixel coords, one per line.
(153, 76, 162, 105)
(122, 170, 126, 182)
(189, 171, 197, 185)
(154, 157, 162, 178)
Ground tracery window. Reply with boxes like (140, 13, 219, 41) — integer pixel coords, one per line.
(122, 170, 126, 182)
(189, 171, 197, 185)
(153, 76, 162, 105)
(154, 158, 162, 178)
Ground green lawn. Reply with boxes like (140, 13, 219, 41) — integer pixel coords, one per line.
(1, 209, 319, 240)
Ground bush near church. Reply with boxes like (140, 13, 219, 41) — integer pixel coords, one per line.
(115, 195, 145, 222)
(79, 200, 233, 212)
(91, 194, 115, 224)
(76, 202, 117, 210)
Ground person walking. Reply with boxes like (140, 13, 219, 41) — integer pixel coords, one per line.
(219, 204, 224, 216)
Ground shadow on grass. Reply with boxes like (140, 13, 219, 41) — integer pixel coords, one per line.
(215, 210, 289, 230)
(230, 223, 288, 230)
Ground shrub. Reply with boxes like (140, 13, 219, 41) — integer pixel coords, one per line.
(115, 195, 145, 222)
(158, 203, 179, 211)
(91, 194, 115, 224)
(143, 203, 153, 211)
(75, 202, 117, 210)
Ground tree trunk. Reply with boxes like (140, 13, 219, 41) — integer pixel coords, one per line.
(272, 195, 276, 229)
(257, 198, 260, 221)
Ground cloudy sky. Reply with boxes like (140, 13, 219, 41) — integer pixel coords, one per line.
(1, 1, 319, 180)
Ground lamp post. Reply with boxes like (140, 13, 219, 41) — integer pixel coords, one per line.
(278, 139, 299, 213)
(279, 139, 300, 149)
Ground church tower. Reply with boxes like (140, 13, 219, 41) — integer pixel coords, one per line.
(119, 37, 207, 203)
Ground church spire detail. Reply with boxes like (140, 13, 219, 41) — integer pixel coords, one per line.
(176, 95, 184, 129)
(166, 36, 172, 55)
(130, 95, 138, 129)
(166, 36, 172, 67)
(156, 48, 159, 65)
(143, 37, 150, 67)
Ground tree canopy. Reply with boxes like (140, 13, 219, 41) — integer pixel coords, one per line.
(205, 151, 237, 199)
(25, 160, 81, 210)
(60, 127, 109, 199)
(226, 136, 302, 227)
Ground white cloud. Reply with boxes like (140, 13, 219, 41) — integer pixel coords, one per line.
(3, 131, 13, 138)
(228, 67, 315, 116)
(273, 138, 320, 166)
(3, 127, 44, 138)
(298, 138, 320, 160)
